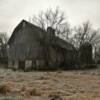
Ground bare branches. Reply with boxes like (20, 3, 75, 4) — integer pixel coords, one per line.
(29, 7, 71, 39)
(0, 32, 8, 58)
(29, 8, 100, 49)
(71, 21, 100, 48)
(0, 32, 8, 46)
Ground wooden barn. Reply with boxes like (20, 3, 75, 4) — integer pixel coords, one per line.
(7, 20, 77, 70)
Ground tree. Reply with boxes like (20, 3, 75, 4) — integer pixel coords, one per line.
(71, 21, 100, 49)
(29, 7, 71, 40)
(0, 32, 8, 59)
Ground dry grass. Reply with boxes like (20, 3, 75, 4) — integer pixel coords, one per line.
(20, 86, 41, 96)
(0, 83, 12, 94)
(0, 68, 100, 100)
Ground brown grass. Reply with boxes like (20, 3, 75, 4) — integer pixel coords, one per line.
(20, 86, 41, 96)
(0, 84, 11, 94)
(0, 68, 100, 100)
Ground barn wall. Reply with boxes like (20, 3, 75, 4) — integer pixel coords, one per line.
(8, 60, 18, 70)
(47, 46, 65, 69)
(8, 22, 46, 69)
(47, 46, 58, 68)
(8, 23, 45, 61)
(8, 60, 13, 68)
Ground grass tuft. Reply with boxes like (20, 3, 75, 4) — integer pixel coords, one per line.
(0, 84, 11, 94)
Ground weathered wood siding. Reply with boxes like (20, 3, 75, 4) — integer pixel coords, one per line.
(7, 20, 77, 70)
(8, 23, 45, 61)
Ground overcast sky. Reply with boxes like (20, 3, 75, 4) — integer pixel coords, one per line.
(0, 0, 100, 36)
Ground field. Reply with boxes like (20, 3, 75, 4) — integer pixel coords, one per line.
(0, 68, 100, 100)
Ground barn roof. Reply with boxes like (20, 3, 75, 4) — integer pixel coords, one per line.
(51, 36, 75, 51)
(8, 19, 75, 51)
(8, 20, 46, 45)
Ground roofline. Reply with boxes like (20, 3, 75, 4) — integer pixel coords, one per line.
(8, 19, 45, 45)
(8, 19, 76, 51)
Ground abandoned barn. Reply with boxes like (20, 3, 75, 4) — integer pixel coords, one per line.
(7, 20, 93, 70)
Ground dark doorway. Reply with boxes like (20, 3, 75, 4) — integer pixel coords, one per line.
(18, 61, 25, 70)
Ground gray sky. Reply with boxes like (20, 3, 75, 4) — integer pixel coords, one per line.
(0, 0, 100, 36)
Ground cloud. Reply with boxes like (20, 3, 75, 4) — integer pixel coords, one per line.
(0, 0, 100, 36)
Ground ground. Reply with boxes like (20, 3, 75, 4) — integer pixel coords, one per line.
(0, 68, 100, 100)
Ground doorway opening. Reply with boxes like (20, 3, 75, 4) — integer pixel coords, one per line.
(18, 61, 25, 70)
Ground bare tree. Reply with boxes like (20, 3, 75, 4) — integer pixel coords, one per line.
(0, 32, 8, 58)
(71, 21, 100, 49)
(29, 8, 100, 49)
(29, 7, 71, 40)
